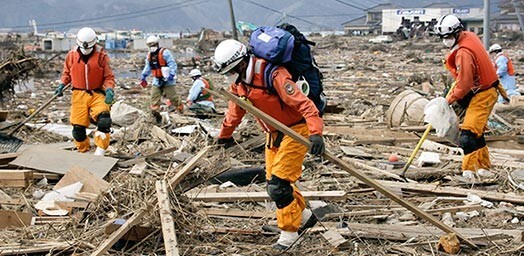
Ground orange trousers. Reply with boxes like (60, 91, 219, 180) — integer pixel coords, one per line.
(70, 90, 111, 152)
(265, 123, 309, 232)
(460, 87, 497, 171)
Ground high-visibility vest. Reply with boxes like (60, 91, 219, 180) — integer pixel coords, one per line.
(147, 48, 167, 78)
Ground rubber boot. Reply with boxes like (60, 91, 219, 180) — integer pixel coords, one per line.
(272, 230, 299, 250)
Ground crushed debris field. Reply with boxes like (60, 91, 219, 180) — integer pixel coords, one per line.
(0, 34, 523, 256)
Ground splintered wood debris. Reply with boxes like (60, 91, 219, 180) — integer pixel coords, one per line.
(0, 35, 523, 256)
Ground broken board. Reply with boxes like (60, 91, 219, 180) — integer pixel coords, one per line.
(0, 210, 32, 229)
(54, 165, 109, 195)
(10, 145, 117, 179)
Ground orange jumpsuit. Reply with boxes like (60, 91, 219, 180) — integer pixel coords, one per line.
(218, 56, 323, 232)
(445, 31, 499, 171)
(61, 46, 115, 152)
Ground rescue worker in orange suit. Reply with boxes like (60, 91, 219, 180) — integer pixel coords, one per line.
(434, 15, 508, 179)
(55, 27, 115, 156)
(488, 43, 520, 103)
(213, 39, 324, 250)
(140, 35, 180, 116)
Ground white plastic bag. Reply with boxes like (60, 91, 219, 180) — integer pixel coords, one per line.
(424, 97, 459, 143)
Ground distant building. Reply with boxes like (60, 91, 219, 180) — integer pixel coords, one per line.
(493, 0, 523, 31)
(343, 2, 486, 36)
(42, 37, 76, 52)
(342, 3, 398, 35)
(382, 3, 484, 34)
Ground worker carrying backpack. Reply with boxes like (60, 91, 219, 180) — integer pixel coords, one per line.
(249, 23, 327, 114)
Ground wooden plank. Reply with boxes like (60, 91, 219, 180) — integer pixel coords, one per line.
(90, 211, 147, 256)
(168, 147, 211, 189)
(0, 170, 32, 187)
(314, 223, 523, 243)
(0, 153, 19, 165)
(321, 229, 348, 248)
(10, 145, 117, 178)
(210, 87, 479, 249)
(0, 210, 32, 229)
(33, 172, 61, 180)
(342, 158, 414, 183)
(0, 242, 70, 255)
(197, 208, 273, 219)
(376, 180, 524, 204)
(151, 125, 181, 147)
(91, 147, 210, 256)
(54, 165, 109, 196)
(155, 180, 180, 256)
(0, 198, 24, 205)
(188, 191, 346, 203)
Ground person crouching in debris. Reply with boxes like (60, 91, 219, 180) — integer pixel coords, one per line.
(55, 27, 115, 156)
(434, 15, 508, 179)
(488, 43, 520, 103)
(140, 35, 181, 118)
(186, 68, 216, 115)
(213, 39, 325, 250)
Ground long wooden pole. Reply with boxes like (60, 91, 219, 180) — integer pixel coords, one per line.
(209, 88, 478, 249)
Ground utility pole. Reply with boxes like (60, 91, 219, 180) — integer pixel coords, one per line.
(483, 0, 490, 49)
(512, 0, 524, 31)
(227, 0, 238, 40)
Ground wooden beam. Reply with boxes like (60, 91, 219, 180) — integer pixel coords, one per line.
(155, 180, 180, 256)
(197, 208, 273, 219)
(0, 198, 24, 205)
(91, 147, 209, 256)
(168, 147, 210, 189)
(0, 170, 32, 188)
(376, 180, 524, 204)
(310, 223, 523, 243)
(187, 191, 347, 203)
(90, 210, 147, 255)
(151, 125, 181, 148)
(0, 242, 70, 255)
(210, 88, 479, 249)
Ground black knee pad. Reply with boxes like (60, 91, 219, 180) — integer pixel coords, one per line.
(97, 112, 112, 133)
(459, 130, 485, 155)
(72, 125, 87, 142)
(267, 175, 294, 209)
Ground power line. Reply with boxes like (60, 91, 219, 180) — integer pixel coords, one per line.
(6, 0, 193, 29)
(244, 0, 334, 30)
(332, 0, 368, 11)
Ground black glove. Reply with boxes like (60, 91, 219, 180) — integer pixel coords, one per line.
(217, 137, 235, 148)
(309, 134, 325, 155)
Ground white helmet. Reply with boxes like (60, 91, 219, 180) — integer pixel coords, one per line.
(213, 39, 247, 74)
(76, 27, 97, 54)
(488, 43, 502, 53)
(434, 14, 463, 37)
(146, 35, 159, 46)
(189, 69, 202, 77)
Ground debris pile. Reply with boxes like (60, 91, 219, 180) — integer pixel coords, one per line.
(0, 34, 523, 255)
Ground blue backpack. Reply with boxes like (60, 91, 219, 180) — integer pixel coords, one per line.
(249, 24, 326, 114)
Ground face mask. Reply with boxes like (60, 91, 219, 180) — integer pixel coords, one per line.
(79, 47, 93, 55)
(149, 46, 158, 52)
(443, 38, 455, 48)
